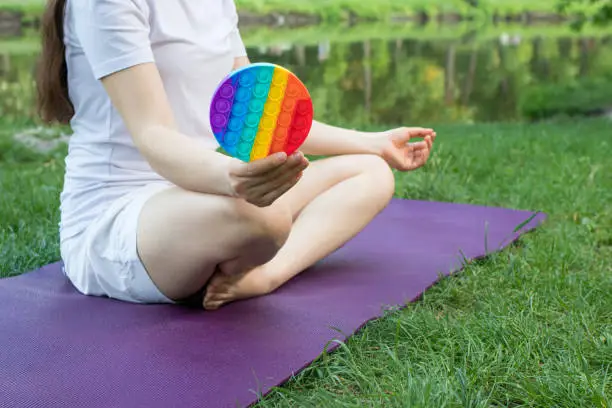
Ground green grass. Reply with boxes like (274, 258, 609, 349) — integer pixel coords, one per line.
(0, 122, 65, 274)
(1, 118, 611, 406)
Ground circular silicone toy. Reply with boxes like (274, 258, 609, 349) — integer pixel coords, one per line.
(210, 63, 314, 162)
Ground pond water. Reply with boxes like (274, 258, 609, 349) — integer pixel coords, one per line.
(1, 25, 611, 127)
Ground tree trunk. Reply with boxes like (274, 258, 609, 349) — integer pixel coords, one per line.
(462, 47, 478, 106)
(295, 45, 306, 66)
(363, 40, 372, 121)
(445, 44, 456, 105)
(579, 38, 590, 77)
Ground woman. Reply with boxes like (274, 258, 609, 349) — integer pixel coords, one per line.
(37, 0, 436, 310)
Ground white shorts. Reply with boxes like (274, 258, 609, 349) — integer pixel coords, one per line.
(60, 183, 175, 304)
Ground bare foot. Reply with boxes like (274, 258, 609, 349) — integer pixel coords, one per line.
(203, 264, 276, 310)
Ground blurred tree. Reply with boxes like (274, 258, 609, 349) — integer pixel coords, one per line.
(557, 0, 612, 28)
(0, 53, 38, 124)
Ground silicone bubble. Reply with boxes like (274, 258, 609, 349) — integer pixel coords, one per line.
(210, 63, 314, 162)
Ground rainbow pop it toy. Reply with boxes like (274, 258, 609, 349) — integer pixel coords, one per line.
(210, 63, 314, 162)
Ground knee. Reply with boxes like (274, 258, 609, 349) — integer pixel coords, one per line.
(255, 204, 293, 249)
(358, 155, 396, 202)
(235, 201, 292, 253)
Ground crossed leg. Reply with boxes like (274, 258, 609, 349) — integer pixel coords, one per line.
(136, 154, 395, 308)
(203, 154, 395, 309)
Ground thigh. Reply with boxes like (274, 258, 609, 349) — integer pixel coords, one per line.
(136, 186, 291, 301)
(277, 154, 393, 218)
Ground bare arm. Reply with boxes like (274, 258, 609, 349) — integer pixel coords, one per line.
(232, 57, 384, 157)
(101, 63, 236, 196)
(300, 121, 383, 156)
(102, 60, 308, 207)
(233, 56, 250, 70)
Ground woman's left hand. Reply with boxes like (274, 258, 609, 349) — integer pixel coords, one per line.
(374, 127, 436, 172)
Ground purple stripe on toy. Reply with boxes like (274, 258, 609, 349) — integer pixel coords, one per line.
(0, 199, 545, 408)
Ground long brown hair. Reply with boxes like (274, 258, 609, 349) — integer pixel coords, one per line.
(36, 0, 73, 125)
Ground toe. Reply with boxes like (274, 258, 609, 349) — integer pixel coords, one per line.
(203, 289, 233, 305)
(205, 282, 220, 293)
(206, 278, 231, 293)
(202, 294, 217, 309)
(203, 299, 226, 310)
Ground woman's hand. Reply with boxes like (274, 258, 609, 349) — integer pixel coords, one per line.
(375, 127, 436, 172)
(227, 152, 309, 207)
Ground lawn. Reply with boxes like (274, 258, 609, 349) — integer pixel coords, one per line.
(1, 117, 610, 406)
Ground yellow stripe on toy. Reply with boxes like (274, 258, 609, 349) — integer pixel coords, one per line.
(250, 68, 289, 161)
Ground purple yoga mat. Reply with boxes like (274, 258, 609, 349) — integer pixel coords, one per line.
(0, 199, 545, 408)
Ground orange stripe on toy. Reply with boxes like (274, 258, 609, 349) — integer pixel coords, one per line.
(282, 75, 314, 155)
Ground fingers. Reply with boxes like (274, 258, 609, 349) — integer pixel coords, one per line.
(249, 155, 307, 198)
(239, 152, 307, 192)
(231, 152, 309, 207)
(407, 135, 433, 151)
(250, 152, 308, 187)
(232, 152, 288, 178)
(394, 127, 435, 144)
(395, 142, 431, 172)
(409, 140, 429, 151)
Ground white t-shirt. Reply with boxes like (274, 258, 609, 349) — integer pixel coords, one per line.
(60, 0, 247, 242)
